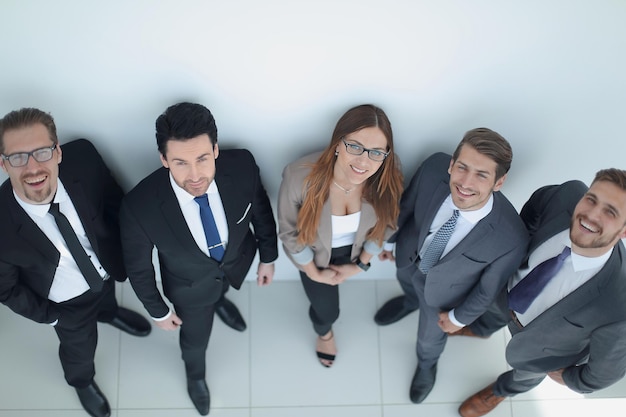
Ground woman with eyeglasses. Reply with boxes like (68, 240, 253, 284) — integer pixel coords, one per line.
(277, 104, 403, 368)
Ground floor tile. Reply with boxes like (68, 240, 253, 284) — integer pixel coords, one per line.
(249, 280, 382, 407)
(252, 405, 383, 417)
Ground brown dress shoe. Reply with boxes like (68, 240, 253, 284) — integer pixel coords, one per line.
(449, 327, 488, 338)
(459, 383, 505, 417)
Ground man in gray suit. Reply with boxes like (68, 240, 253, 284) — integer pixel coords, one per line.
(458, 169, 626, 417)
(374, 128, 528, 403)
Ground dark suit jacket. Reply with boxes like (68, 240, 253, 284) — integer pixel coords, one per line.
(391, 152, 528, 325)
(120, 149, 278, 318)
(504, 180, 626, 393)
(0, 139, 126, 324)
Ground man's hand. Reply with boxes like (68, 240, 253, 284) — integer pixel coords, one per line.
(437, 311, 462, 333)
(378, 250, 395, 261)
(548, 369, 566, 385)
(257, 262, 275, 286)
(155, 312, 183, 330)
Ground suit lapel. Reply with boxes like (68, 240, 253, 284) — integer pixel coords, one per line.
(157, 173, 209, 257)
(215, 172, 239, 246)
(6, 193, 59, 264)
(419, 181, 450, 249)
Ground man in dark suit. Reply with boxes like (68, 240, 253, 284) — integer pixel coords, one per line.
(120, 102, 278, 415)
(0, 108, 151, 417)
(374, 128, 528, 403)
(458, 170, 626, 417)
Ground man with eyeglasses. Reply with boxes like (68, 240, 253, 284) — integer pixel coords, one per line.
(0, 108, 151, 417)
(374, 128, 528, 404)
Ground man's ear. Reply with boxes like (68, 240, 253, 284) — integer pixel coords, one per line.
(493, 174, 507, 192)
(159, 153, 169, 169)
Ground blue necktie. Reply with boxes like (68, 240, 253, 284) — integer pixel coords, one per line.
(194, 194, 225, 262)
(419, 209, 460, 274)
(508, 246, 571, 313)
(49, 203, 103, 292)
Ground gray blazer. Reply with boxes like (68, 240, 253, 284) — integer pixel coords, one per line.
(504, 180, 626, 393)
(392, 152, 528, 325)
(277, 152, 391, 269)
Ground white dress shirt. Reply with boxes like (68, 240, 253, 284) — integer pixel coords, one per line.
(168, 173, 229, 257)
(15, 180, 108, 303)
(510, 229, 610, 326)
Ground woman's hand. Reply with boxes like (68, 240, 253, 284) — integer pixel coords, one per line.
(328, 263, 361, 283)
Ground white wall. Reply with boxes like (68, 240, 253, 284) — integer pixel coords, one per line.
(2, 0, 625, 281)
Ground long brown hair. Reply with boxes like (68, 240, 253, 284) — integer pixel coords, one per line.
(296, 104, 403, 246)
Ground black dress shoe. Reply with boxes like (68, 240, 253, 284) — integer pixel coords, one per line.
(107, 307, 151, 336)
(187, 378, 210, 415)
(215, 298, 246, 331)
(409, 364, 437, 404)
(374, 295, 418, 325)
(76, 381, 111, 417)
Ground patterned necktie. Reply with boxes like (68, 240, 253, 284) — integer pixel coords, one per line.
(194, 194, 225, 262)
(48, 203, 103, 292)
(508, 246, 571, 313)
(419, 209, 460, 274)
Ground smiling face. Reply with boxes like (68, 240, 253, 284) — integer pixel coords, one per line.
(0, 123, 62, 204)
(447, 144, 505, 211)
(333, 126, 387, 187)
(160, 134, 218, 197)
(570, 180, 626, 257)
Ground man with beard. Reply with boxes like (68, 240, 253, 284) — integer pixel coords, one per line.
(458, 169, 626, 417)
(0, 108, 151, 417)
(120, 102, 278, 416)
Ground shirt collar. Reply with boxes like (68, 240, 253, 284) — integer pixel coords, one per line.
(445, 193, 494, 225)
(564, 232, 613, 272)
(14, 179, 68, 218)
(168, 172, 218, 207)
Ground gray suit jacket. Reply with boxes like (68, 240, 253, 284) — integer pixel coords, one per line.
(504, 180, 626, 393)
(392, 152, 528, 325)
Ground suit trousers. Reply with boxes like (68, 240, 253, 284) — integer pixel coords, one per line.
(53, 279, 117, 388)
(175, 302, 216, 380)
(299, 245, 352, 336)
(399, 262, 446, 370)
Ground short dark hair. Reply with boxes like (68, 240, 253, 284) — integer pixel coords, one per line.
(0, 108, 58, 154)
(155, 102, 218, 156)
(452, 127, 513, 180)
(592, 168, 626, 191)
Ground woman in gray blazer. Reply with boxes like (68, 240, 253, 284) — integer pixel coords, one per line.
(277, 104, 403, 367)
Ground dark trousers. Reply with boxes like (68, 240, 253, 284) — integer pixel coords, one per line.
(299, 245, 352, 336)
(175, 302, 216, 380)
(53, 279, 117, 388)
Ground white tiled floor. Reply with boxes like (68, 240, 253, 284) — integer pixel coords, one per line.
(1, 279, 625, 417)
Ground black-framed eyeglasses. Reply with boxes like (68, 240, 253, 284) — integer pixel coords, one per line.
(341, 138, 388, 162)
(1, 144, 57, 167)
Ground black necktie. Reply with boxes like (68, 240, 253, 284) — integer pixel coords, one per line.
(48, 203, 103, 292)
(194, 194, 225, 261)
(508, 246, 571, 313)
